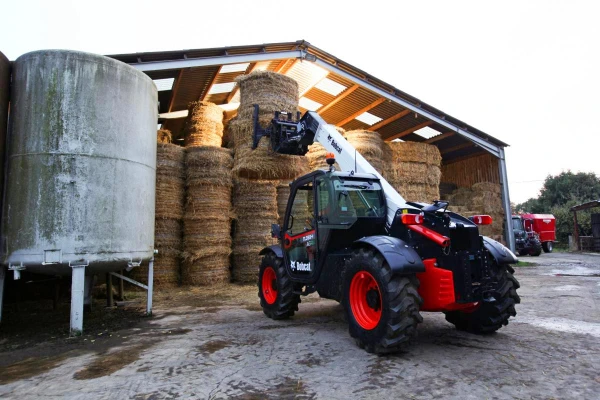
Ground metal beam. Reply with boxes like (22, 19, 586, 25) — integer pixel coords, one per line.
(226, 62, 257, 103)
(201, 66, 222, 101)
(159, 110, 188, 119)
(168, 69, 184, 112)
(499, 148, 516, 252)
(317, 84, 359, 115)
(425, 131, 454, 144)
(369, 109, 411, 131)
(336, 98, 386, 127)
(386, 121, 433, 141)
(312, 58, 502, 157)
(131, 50, 303, 72)
(440, 142, 473, 155)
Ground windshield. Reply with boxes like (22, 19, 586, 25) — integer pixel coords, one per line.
(512, 218, 523, 231)
(332, 177, 385, 218)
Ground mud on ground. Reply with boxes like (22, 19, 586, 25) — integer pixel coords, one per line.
(0, 252, 599, 399)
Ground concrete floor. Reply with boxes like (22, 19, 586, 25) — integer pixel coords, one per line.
(1, 252, 599, 399)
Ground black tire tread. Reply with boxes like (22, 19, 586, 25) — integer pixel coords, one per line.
(258, 252, 300, 320)
(343, 248, 423, 355)
(445, 255, 520, 334)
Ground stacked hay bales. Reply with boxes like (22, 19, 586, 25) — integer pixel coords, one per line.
(345, 130, 388, 175)
(386, 142, 442, 202)
(183, 147, 233, 285)
(276, 182, 291, 226)
(131, 135, 185, 287)
(232, 179, 278, 282)
(229, 71, 309, 283)
(306, 126, 345, 171)
(184, 101, 224, 147)
(447, 182, 505, 241)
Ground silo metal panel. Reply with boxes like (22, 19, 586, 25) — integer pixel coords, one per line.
(3, 50, 158, 274)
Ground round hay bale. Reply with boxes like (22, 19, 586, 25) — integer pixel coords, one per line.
(235, 71, 299, 121)
(345, 129, 386, 175)
(155, 144, 185, 220)
(157, 129, 172, 144)
(229, 119, 309, 180)
(276, 182, 291, 225)
(157, 143, 186, 178)
(183, 101, 224, 147)
(182, 147, 233, 286)
(231, 178, 278, 283)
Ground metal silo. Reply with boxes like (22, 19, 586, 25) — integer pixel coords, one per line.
(2, 50, 157, 333)
(0, 51, 9, 323)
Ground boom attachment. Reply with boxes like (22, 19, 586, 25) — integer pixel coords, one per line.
(252, 104, 312, 155)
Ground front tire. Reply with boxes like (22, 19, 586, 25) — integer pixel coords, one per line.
(542, 241, 553, 253)
(258, 252, 300, 320)
(445, 259, 520, 333)
(342, 248, 423, 354)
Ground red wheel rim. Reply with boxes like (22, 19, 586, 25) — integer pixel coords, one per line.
(262, 267, 277, 305)
(349, 271, 382, 330)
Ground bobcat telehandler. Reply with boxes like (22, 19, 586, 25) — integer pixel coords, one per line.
(252, 106, 520, 354)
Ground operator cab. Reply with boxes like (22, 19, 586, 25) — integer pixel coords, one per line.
(279, 170, 387, 285)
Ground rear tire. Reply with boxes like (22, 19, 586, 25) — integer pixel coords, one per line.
(342, 248, 423, 354)
(542, 241, 553, 253)
(258, 252, 300, 320)
(445, 258, 520, 333)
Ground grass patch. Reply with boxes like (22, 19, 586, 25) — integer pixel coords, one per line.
(516, 260, 537, 267)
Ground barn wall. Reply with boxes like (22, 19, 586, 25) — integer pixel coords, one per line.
(441, 153, 500, 187)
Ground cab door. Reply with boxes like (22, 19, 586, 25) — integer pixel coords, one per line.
(282, 177, 317, 282)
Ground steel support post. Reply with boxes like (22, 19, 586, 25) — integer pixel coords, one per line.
(146, 258, 154, 316)
(0, 267, 5, 323)
(70, 264, 86, 336)
(498, 148, 516, 252)
(106, 272, 114, 307)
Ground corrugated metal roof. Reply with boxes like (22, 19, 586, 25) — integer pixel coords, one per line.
(109, 40, 508, 162)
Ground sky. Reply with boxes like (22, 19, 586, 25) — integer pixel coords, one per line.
(2, 0, 599, 204)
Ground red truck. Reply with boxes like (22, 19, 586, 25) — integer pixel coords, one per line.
(512, 213, 556, 254)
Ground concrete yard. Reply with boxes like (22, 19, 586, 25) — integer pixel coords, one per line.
(1, 252, 599, 399)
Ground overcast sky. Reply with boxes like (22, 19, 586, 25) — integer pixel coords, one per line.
(2, 0, 599, 204)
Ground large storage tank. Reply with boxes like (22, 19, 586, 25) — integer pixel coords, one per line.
(0, 51, 9, 221)
(2, 50, 158, 275)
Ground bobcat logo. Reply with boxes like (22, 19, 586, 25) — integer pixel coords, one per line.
(290, 260, 311, 272)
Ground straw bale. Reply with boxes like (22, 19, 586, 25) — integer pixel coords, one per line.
(229, 120, 309, 180)
(232, 245, 270, 283)
(388, 141, 442, 165)
(183, 101, 224, 147)
(157, 129, 172, 144)
(131, 252, 180, 288)
(182, 254, 231, 285)
(306, 142, 341, 171)
(235, 71, 299, 121)
(471, 182, 502, 195)
(276, 183, 291, 225)
(155, 175, 185, 219)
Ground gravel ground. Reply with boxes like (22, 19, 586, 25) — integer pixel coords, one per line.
(0, 252, 599, 399)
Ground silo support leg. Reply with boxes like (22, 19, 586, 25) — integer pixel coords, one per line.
(0, 267, 5, 323)
(146, 258, 154, 316)
(70, 264, 86, 336)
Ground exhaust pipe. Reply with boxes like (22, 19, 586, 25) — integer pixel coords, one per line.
(407, 225, 451, 248)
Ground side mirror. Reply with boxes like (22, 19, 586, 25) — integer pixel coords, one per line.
(271, 224, 281, 239)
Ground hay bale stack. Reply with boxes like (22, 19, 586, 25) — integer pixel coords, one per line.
(184, 101, 224, 147)
(229, 71, 309, 180)
(131, 140, 185, 287)
(386, 142, 442, 203)
(232, 179, 278, 283)
(344, 130, 387, 174)
(183, 147, 234, 285)
(276, 182, 291, 226)
(447, 182, 505, 240)
(157, 129, 172, 144)
(306, 126, 345, 171)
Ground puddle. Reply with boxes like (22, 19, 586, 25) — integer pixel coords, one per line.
(519, 316, 600, 338)
(549, 265, 600, 277)
(0, 352, 74, 385)
(73, 342, 155, 380)
(197, 339, 231, 355)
